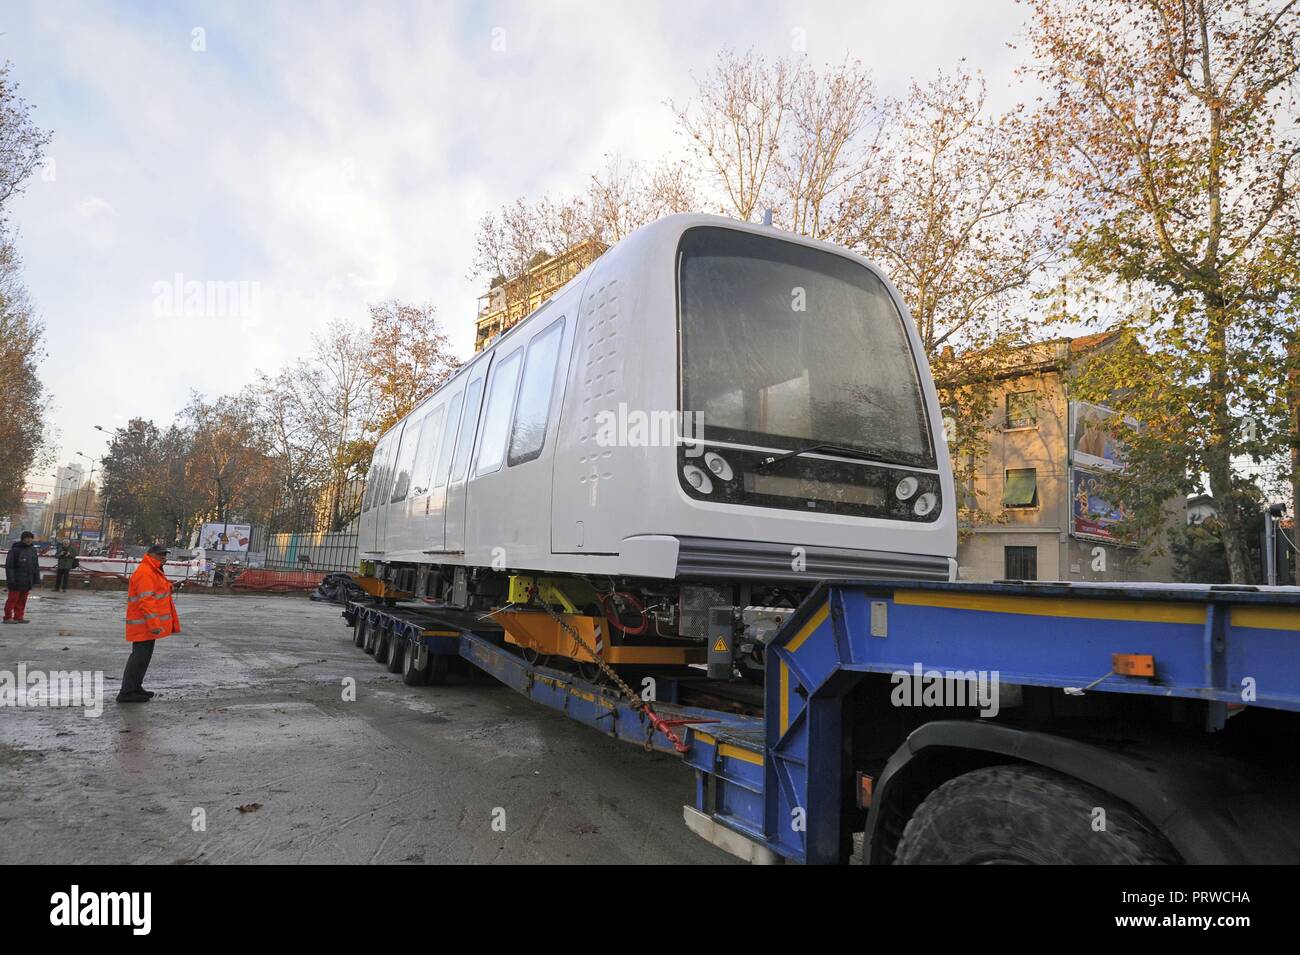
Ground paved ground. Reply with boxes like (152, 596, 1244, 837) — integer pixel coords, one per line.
(0, 589, 735, 864)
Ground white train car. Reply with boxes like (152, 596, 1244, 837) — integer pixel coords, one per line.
(358, 214, 955, 673)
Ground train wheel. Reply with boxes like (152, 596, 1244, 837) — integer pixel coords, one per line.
(353, 616, 368, 649)
(894, 765, 1180, 865)
(386, 635, 405, 674)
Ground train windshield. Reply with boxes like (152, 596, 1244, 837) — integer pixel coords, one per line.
(678, 227, 934, 468)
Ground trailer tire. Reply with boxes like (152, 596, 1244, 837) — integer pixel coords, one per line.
(374, 624, 391, 664)
(365, 619, 381, 656)
(353, 616, 368, 649)
(402, 643, 430, 686)
(386, 634, 405, 673)
(427, 653, 449, 686)
(894, 764, 1180, 865)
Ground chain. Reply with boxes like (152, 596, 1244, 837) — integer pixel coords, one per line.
(527, 587, 688, 753)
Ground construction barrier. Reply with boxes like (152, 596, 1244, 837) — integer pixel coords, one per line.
(229, 568, 329, 593)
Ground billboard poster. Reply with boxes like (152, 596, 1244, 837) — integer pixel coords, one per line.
(1071, 469, 1128, 542)
(1069, 400, 1134, 472)
(53, 514, 102, 539)
(200, 522, 252, 552)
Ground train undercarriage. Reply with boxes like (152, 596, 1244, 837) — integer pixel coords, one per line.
(364, 560, 805, 684)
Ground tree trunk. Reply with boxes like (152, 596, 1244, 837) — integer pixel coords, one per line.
(1290, 331, 1300, 584)
(1206, 302, 1252, 583)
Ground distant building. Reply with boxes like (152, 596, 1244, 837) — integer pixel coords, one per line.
(474, 239, 607, 351)
(3, 488, 50, 546)
(954, 331, 1183, 583)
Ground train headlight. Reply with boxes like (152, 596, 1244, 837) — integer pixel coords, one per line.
(895, 476, 919, 500)
(704, 452, 733, 481)
(913, 492, 937, 517)
(683, 464, 714, 494)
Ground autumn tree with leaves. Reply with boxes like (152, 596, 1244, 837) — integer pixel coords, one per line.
(0, 61, 52, 519)
(363, 300, 459, 436)
(1026, 0, 1300, 582)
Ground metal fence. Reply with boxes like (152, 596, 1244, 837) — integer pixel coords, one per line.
(255, 480, 364, 574)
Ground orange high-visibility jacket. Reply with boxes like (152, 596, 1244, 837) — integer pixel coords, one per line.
(125, 554, 181, 643)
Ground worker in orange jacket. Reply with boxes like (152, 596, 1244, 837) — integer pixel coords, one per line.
(118, 544, 181, 703)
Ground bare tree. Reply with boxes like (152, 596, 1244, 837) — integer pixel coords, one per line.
(0, 62, 52, 214)
(672, 50, 791, 221)
(777, 58, 883, 242)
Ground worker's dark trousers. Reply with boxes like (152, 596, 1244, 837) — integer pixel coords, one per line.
(119, 639, 155, 696)
(55, 569, 70, 591)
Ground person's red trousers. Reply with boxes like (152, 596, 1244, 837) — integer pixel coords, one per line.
(4, 589, 29, 621)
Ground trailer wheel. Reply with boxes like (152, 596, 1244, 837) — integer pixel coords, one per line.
(374, 624, 391, 664)
(402, 642, 430, 686)
(386, 635, 405, 674)
(427, 653, 449, 686)
(894, 765, 1180, 865)
(364, 619, 380, 656)
(353, 616, 368, 649)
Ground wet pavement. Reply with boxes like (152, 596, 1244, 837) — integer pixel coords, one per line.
(0, 589, 735, 864)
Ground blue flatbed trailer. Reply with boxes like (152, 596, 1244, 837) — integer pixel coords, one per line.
(343, 578, 1300, 865)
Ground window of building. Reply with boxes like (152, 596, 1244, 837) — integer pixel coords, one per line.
(1004, 545, 1038, 581)
(1003, 468, 1038, 508)
(1006, 391, 1039, 428)
(475, 349, 524, 475)
(508, 318, 565, 466)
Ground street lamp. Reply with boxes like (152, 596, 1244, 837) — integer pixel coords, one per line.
(75, 452, 101, 547)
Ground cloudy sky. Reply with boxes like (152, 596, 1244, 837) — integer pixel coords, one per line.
(5, 0, 1028, 490)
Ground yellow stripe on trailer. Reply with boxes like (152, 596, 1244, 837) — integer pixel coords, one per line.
(719, 743, 763, 766)
(894, 590, 1206, 626)
(1232, 606, 1300, 631)
(688, 732, 763, 766)
(786, 603, 830, 653)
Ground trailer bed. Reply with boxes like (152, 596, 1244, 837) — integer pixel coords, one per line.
(343, 577, 1300, 864)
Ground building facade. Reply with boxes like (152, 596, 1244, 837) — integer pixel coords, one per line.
(956, 333, 1182, 583)
(474, 239, 607, 351)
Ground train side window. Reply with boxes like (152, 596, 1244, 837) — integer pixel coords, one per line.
(409, 404, 446, 497)
(450, 372, 487, 484)
(508, 318, 565, 467)
(434, 392, 463, 488)
(389, 418, 422, 503)
(362, 447, 379, 511)
(475, 349, 524, 476)
(378, 427, 402, 505)
(364, 438, 388, 511)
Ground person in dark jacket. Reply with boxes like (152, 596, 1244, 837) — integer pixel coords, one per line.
(4, 532, 41, 623)
(55, 539, 79, 592)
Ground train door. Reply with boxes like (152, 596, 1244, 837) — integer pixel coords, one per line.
(401, 400, 446, 556)
(424, 384, 464, 553)
(443, 360, 490, 553)
(375, 421, 406, 554)
(388, 404, 440, 557)
(363, 432, 392, 555)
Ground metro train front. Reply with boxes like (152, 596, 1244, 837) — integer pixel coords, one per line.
(361, 213, 956, 679)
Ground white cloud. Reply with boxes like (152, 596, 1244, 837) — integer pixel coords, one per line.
(4, 0, 1029, 490)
